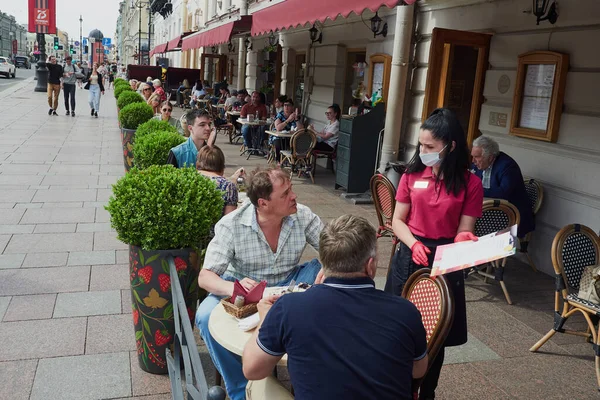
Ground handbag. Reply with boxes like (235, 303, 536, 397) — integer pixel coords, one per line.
(577, 265, 600, 304)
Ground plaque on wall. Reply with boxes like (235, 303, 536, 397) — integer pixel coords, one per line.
(497, 74, 511, 94)
(509, 51, 569, 143)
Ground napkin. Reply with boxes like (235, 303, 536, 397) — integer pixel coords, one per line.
(238, 312, 260, 331)
(230, 280, 267, 304)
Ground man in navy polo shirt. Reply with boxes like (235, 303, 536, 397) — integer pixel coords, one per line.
(242, 214, 428, 399)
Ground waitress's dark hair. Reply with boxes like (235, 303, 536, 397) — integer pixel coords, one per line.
(406, 108, 470, 196)
(328, 104, 341, 121)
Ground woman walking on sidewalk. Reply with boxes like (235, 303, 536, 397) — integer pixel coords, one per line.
(84, 62, 105, 118)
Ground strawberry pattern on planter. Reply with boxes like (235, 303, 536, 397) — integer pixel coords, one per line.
(121, 128, 135, 172)
(129, 245, 201, 374)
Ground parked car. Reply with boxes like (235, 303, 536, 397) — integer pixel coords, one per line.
(0, 57, 16, 78)
(14, 56, 31, 69)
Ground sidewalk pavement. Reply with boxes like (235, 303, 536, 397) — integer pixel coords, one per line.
(0, 80, 597, 399)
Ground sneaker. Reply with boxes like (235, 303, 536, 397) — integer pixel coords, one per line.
(52, 110, 58, 116)
(94, 111, 98, 118)
(91, 108, 94, 116)
(71, 111, 75, 117)
(48, 108, 53, 115)
(65, 110, 70, 116)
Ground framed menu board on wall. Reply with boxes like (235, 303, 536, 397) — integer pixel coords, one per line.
(509, 51, 569, 142)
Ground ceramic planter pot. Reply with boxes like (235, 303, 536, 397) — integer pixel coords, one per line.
(121, 128, 136, 172)
(128, 245, 201, 374)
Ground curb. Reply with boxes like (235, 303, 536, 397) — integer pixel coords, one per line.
(0, 76, 36, 100)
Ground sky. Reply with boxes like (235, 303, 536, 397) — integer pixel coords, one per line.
(2, 0, 121, 43)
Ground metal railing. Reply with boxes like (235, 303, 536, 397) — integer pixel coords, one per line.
(166, 257, 226, 400)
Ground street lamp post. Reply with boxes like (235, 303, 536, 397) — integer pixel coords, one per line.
(34, 33, 49, 92)
(79, 15, 83, 63)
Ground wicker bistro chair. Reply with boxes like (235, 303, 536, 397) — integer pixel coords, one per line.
(520, 178, 544, 272)
(210, 104, 235, 143)
(370, 174, 400, 276)
(280, 129, 317, 184)
(473, 199, 520, 305)
(530, 224, 600, 388)
(402, 269, 454, 400)
(311, 143, 337, 178)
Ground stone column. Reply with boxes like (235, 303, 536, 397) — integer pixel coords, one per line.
(237, 37, 246, 91)
(245, 44, 259, 91)
(181, 0, 189, 67)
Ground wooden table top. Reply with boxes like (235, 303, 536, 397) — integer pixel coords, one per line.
(266, 130, 294, 138)
(208, 302, 288, 365)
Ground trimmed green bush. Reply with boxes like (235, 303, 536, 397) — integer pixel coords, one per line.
(114, 77, 126, 85)
(105, 165, 223, 250)
(133, 130, 185, 169)
(114, 83, 133, 99)
(135, 118, 178, 141)
(119, 102, 154, 130)
(117, 90, 144, 110)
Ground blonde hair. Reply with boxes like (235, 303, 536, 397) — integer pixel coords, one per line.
(319, 215, 377, 275)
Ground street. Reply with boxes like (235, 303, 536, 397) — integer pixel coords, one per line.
(0, 67, 35, 93)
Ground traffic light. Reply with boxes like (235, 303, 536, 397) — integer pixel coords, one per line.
(69, 45, 74, 54)
(53, 37, 59, 50)
(84, 45, 89, 54)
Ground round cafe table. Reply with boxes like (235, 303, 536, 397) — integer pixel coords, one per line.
(208, 302, 288, 366)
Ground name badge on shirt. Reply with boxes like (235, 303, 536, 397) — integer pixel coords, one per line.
(414, 180, 429, 189)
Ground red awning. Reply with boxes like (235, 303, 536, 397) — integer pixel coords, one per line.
(182, 16, 252, 51)
(150, 42, 168, 57)
(165, 32, 195, 52)
(251, 0, 412, 36)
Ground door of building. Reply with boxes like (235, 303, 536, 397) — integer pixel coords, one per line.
(200, 53, 227, 86)
(342, 50, 367, 113)
(422, 28, 492, 145)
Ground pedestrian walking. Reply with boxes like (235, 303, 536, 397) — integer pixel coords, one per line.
(46, 55, 63, 116)
(62, 56, 82, 117)
(84, 62, 105, 118)
(76, 62, 83, 89)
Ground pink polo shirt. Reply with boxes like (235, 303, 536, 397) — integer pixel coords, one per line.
(396, 167, 483, 240)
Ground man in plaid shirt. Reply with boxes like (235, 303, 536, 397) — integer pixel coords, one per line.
(195, 167, 323, 400)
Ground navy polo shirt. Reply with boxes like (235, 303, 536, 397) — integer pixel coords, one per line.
(257, 276, 427, 400)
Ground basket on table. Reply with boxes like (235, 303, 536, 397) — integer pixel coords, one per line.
(220, 297, 258, 319)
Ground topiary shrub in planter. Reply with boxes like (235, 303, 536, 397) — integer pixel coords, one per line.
(114, 77, 126, 86)
(119, 102, 154, 172)
(133, 131, 185, 169)
(114, 83, 133, 99)
(135, 119, 178, 142)
(105, 165, 223, 374)
(117, 90, 144, 110)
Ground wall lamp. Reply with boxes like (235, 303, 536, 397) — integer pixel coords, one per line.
(532, 0, 558, 25)
(227, 40, 235, 53)
(370, 12, 388, 38)
(309, 24, 322, 44)
(245, 36, 252, 50)
(268, 31, 278, 47)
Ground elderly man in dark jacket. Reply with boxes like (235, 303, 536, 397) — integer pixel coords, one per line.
(471, 136, 534, 238)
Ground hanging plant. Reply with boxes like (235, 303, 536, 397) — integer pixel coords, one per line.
(260, 64, 274, 73)
(263, 44, 277, 53)
(259, 85, 274, 95)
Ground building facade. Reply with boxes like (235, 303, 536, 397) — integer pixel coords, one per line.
(119, 0, 152, 66)
(0, 12, 27, 58)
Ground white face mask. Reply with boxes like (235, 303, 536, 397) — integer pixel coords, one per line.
(420, 145, 447, 167)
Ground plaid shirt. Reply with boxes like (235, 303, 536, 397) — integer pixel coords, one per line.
(203, 202, 323, 285)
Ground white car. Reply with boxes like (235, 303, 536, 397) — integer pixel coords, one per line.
(0, 57, 16, 79)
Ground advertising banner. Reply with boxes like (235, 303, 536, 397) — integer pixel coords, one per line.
(28, 0, 57, 34)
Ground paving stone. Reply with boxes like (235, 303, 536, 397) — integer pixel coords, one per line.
(0, 202, 16, 208)
(68, 251, 115, 266)
(130, 351, 172, 396)
(94, 231, 128, 250)
(86, 314, 136, 354)
(95, 207, 111, 222)
(3, 294, 57, 321)
(30, 352, 131, 400)
(0, 174, 44, 185)
(4, 232, 93, 253)
(47, 164, 100, 174)
(0, 317, 86, 361)
(0, 234, 11, 253)
(76, 222, 114, 232)
(117, 249, 129, 264)
(444, 333, 501, 365)
(0, 164, 50, 174)
(90, 264, 130, 291)
(121, 289, 132, 314)
(113, 395, 171, 400)
(0, 190, 36, 203)
(0, 266, 90, 295)
(41, 175, 99, 186)
(33, 223, 77, 233)
(31, 188, 97, 203)
(0, 209, 25, 224)
(98, 175, 120, 186)
(54, 290, 122, 318)
(0, 253, 25, 269)
(0, 360, 38, 400)
(41, 201, 84, 208)
(84, 201, 109, 208)
(22, 252, 68, 267)
(13, 202, 43, 208)
(0, 224, 35, 234)
(0, 296, 10, 320)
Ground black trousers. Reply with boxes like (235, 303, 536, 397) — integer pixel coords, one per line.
(63, 84, 76, 111)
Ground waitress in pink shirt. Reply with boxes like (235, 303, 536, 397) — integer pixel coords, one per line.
(385, 108, 483, 400)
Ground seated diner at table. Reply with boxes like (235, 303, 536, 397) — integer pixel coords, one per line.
(272, 99, 304, 162)
(196, 145, 239, 217)
(243, 214, 428, 400)
(167, 109, 217, 168)
(470, 135, 534, 238)
(195, 167, 323, 400)
(308, 103, 340, 152)
(152, 101, 184, 135)
(240, 91, 269, 148)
